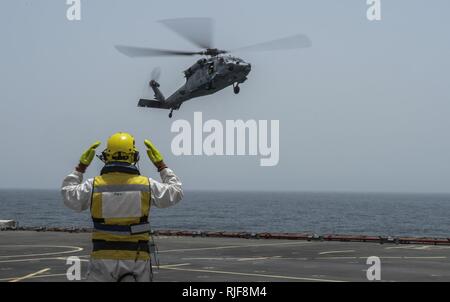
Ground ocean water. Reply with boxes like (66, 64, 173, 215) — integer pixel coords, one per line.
(0, 190, 449, 238)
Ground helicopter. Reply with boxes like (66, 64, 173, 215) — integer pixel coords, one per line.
(115, 18, 311, 118)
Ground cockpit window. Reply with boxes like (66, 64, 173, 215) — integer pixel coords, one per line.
(208, 63, 214, 74)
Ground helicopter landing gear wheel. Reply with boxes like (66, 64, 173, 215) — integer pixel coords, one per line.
(169, 109, 173, 118)
(233, 84, 240, 94)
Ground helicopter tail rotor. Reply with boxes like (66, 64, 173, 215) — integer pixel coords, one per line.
(149, 66, 162, 88)
(151, 67, 161, 82)
(149, 83, 165, 103)
(138, 80, 168, 108)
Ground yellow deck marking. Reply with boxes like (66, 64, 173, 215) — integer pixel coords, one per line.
(8, 268, 50, 282)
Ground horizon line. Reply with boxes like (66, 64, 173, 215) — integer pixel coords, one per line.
(1, 188, 450, 195)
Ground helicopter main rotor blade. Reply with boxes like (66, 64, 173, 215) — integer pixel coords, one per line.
(158, 18, 214, 50)
(231, 34, 312, 53)
(115, 45, 202, 57)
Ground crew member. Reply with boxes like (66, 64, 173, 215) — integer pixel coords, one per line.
(61, 132, 183, 281)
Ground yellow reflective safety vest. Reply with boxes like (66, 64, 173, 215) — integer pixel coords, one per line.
(90, 170, 151, 261)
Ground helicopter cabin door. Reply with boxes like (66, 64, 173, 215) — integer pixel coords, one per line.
(186, 63, 215, 93)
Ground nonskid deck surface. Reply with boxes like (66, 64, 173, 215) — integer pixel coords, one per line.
(0, 231, 449, 282)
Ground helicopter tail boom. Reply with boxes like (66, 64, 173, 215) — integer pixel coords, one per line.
(138, 99, 172, 109)
(138, 77, 174, 112)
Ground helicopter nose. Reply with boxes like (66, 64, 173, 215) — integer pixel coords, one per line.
(237, 63, 251, 74)
(228, 62, 251, 75)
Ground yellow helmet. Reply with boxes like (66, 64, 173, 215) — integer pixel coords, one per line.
(102, 132, 139, 164)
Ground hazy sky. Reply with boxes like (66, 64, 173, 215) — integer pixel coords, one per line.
(1, 0, 449, 192)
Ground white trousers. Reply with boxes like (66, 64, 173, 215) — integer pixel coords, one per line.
(86, 259, 152, 282)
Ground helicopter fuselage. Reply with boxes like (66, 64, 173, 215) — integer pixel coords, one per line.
(168, 55, 251, 108)
(161, 56, 251, 107)
(137, 55, 251, 117)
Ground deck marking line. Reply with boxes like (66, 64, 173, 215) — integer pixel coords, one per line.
(8, 268, 50, 282)
(317, 257, 358, 260)
(0, 256, 88, 264)
(159, 241, 309, 253)
(161, 266, 346, 282)
(238, 256, 282, 261)
(0, 245, 83, 259)
(159, 263, 191, 268)
(319, 250, 355, 255)
(0, 273, 73, 282)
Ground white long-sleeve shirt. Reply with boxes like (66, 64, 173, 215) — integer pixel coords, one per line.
(61, 168, 183, 212)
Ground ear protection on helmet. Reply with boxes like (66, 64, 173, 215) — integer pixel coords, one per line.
(130, 139, 140, 163)
(133, 149, 140, 163)
(97, 152, 106, 163)
(100, 149, 108, 163)
(100, 149, 139, 164)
